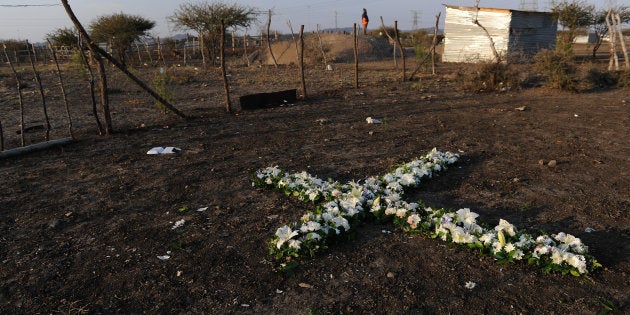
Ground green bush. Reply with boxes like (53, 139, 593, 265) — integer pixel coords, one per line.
(533, 49, 576, 90)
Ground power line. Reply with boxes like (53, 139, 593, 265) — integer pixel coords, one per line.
(0, 3, 60, 7)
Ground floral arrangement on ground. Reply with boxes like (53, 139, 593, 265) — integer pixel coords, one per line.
(253, 148, 601, 276)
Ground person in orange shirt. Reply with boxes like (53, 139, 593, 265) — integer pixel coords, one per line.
(362, 8, 369, 35)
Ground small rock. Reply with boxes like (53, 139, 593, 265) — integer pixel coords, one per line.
(547, 160, 557, 167)
(298, 282, 314, 289)
(515, 106, 526, 111)
(538, 159, 545, 166)
(386, 272, 395, 278)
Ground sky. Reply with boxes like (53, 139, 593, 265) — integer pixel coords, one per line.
(0, 0, 620, 43)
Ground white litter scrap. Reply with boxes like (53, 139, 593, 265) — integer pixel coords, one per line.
(196, 207, 208, 212)
(366, 117, 382, 124)
(157, 255, 170, 261)
(147, 146, 181, 155)
(465, 281, 477, 289)
(171, 219, 186, 230)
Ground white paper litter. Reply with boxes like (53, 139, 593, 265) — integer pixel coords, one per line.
(171, 219, 186, 230)
(196, 207, 208, 212)
(157, 255, 170, 260)
(147, 146, 182, 154)
(366, 117, 382, 124)
(465, 281, 477, 289)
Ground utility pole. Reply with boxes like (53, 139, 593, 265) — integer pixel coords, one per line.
(410, 10, 421, 31)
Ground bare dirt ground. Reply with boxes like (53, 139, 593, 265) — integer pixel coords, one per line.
(1, 40, 629, 313)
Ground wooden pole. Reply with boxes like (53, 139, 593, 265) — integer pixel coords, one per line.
(0, 137, 75, 159)
(3, 44, 25, 146)
(77, 34, 104, 135)
(47, 39, 75, 139)
(606, 10, 618, 70)
(219, 20, 232, 113)
(60, 0, 187, 119)
(26, 40, 51, 141)
(394, 21, 406, 82)
(315, 24, 328, 67)
(379, 16, 397, 67)
(614, 13, 629, 70)
(299, 25, 307, 100)
(353, 23, 359, 89)
(431, 12, 441, 75)
(267, 9, 278, 67)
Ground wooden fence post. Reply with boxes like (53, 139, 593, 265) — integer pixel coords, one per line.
(3, 45, 25, 146)
(26, 40, 50, 141)
(219, 20, 232, 113)
(354, 23, 359, 88)
(299, 25, 307, 100)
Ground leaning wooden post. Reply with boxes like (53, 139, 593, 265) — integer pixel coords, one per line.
(299, 25, 307, 100)
(394, 21, 406, 82)
(353, 23, 359, 88)
(61, 0, 187, 119)
(219, 20, 232, 113)
(3, 45, 25, 146)
(26, 40, 51, 141)
(47, 39, 75, 139)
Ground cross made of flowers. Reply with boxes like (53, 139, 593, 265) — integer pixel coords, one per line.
(253, 148, 601, 276)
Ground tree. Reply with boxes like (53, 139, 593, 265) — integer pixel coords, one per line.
(168, 1, 258, 66)
(590, 6, 630, 57)
(550, 0, 594, 47)
(89, 12, 155, 65)
(46, 27, 78, 48)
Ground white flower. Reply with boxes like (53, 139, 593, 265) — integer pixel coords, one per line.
(495, 219, 516, 236)
(300, 221, 322, 233)
(455, 208, 479, 228)
(480, 232, 496, 245)
(288, 239, 302, 249)
(504, 243, 516, 253)
(275, 225, 299, 249)
(533, 245, 550, 258)
(512, 249, 524, 260)
(492, 241, 503, 253)
(566, 253, 587, 274)
(550, 247, 565, 265)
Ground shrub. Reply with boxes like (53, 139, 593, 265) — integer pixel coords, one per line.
(463, 62, 521, 92)
(533, 49, 576, 90)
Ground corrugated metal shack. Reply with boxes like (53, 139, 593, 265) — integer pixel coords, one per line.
(443, 5, 557, 63)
